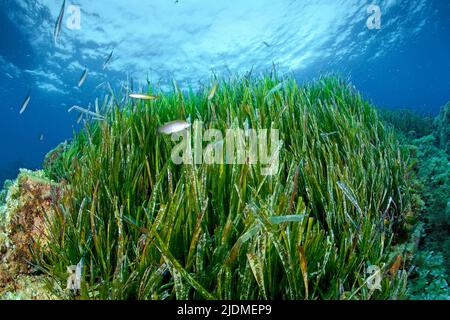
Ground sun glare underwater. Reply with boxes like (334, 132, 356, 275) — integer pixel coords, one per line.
(0, 0, 449, 301)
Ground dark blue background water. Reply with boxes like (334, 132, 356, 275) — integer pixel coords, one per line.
(1, 0, 449, 185)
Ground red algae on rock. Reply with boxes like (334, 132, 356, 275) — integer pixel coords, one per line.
(0, 169, 61, 299)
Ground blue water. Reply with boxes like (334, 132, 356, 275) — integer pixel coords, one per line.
(0, 0, 449, 185)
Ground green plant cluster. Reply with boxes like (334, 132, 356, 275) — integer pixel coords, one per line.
(36, 75, 413, 300)
(379, 108, 434, 140)
(409, 250, 449, 300)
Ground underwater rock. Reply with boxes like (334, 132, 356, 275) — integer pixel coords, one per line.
(0, 274, 56, 300)
(0, 169, 61, 297)
(387, 104, 450, 300)
(43, 143, 66, 169)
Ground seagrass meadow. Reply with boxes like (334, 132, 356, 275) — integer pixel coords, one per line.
(1, 74, 419, 300)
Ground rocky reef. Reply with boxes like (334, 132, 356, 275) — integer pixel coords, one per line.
(380, 102, 450, 299)
(408, 105, 449, 299)
(0, 170, 59, 299)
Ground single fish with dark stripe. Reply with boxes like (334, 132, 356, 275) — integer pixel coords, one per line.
(19, 93, 31, 114)
(54, 0, 66, 44)
(102, 50, 114, 70)
(78, 67, 88, 87)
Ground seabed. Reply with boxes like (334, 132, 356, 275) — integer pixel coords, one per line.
(0, 74, 448, 300)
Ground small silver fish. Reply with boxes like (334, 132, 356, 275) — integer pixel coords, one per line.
(76, 112, 83, 124)
(208, 82, 218, 100)
(158, 120, 191, 135)
(102, 50, 114, 70)
(69, 105, 104, 120)
(19, 94, 31, 114)
(96, 81, 106, 89)
(54, 0, 66, 44)
(78, 67, 88, 87)
(40, 134, 44, 141)
(129, 93, 158, 100)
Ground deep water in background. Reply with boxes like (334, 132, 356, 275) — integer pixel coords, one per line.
(0, 0, 450, 185)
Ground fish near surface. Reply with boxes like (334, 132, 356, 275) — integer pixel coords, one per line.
(19, 94, 31, 114)
(78, 67, 89, 87)
(54, 0, 66, 44)
(103, 50, 114, 70)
